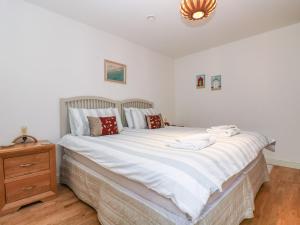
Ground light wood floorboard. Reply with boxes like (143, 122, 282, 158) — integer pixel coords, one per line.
(241, 166, 300, 225)
(0, 185, 100, 225)
(0, 166, 299, 225)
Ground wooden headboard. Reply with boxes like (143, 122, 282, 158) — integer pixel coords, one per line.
(60, 96, 119, 137)
(60, 96, 154, 136)
(120, 99, 153, 127)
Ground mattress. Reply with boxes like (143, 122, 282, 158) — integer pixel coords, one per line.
(59, 127, 269, 221)
(63, 148, 246, 218)
(59, 126, 271, 221)
(61, 151, 269, 225)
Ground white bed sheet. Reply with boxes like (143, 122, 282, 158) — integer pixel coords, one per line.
(61, 152, 268, 225)
(63, 148, 243, 218)
(59, 127, 271, 222)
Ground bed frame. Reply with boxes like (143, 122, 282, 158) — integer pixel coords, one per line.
(60, 96, 153, 136)
(59, 96, 269, 225)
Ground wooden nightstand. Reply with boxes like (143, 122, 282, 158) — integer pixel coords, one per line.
(0, 141, 57, 216)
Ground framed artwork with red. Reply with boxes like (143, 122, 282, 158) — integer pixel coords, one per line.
(196, 74, 205, 89)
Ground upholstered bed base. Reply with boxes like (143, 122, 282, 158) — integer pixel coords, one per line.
(60, 152, 269, 225)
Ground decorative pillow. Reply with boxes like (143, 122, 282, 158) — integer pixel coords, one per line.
(87, 116, 119, 136)
(131, 108, 157, 129)
(69, 107, 123, 136)
(146, 114, 165, 129)
(87, 116, 103, 136)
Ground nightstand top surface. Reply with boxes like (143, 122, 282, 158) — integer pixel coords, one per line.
(0, 141, 54, 155)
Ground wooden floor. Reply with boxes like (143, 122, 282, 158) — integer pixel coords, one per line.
(241, 166, 300, 225)
(0, 166, 299, 225)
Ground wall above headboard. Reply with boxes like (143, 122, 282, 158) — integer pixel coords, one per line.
(0, 0, 174, 145)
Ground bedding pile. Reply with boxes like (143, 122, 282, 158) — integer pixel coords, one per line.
(59, 127, 272, 222)
(207, 125, 240, 137)
(167, 133, 216, 150)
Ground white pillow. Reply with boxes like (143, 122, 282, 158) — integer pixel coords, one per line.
(112, 108, 123, 132)
(124, 108, 134, 128)
(131, 108, 157, 129)
(69, 107, 123, 136)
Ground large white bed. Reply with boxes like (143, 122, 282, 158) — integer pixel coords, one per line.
(58, 96, 273, 225)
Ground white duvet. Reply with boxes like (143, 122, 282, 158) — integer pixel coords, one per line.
(58, 127, 271, 223)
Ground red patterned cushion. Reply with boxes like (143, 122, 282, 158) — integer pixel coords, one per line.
(146, 114, 164, 129)
(99, 116, 119, 135)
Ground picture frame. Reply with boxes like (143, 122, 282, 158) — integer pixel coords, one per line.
(196, 75, 206, 89)
(211, 75, 222, 91)
(104, 59, 127, 84)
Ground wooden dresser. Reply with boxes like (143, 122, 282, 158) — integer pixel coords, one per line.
(0, 141, 57, 216)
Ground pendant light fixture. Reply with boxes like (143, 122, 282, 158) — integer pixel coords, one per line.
(180, 0, 217, 21)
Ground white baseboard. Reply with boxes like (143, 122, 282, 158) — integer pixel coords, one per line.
(266, 158, 300, 170)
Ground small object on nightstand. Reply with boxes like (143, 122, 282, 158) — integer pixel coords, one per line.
(12, 135, 38, 144)
(163, 117, 170, 126)
(0, 141, 57, 216)
(12, 127, 38, 144)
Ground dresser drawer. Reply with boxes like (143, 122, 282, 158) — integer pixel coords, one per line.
(5, 173, 51, 203)
(4, 152, 50, 179)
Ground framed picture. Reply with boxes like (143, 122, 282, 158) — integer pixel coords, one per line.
(196, 75, 206, 89)
(104, 60, 126, 84)
(211, 75, 222, 91)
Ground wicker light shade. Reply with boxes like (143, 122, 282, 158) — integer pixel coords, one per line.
(180, 0, 217, 21)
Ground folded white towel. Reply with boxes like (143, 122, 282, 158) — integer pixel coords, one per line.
(167, 136, 216, 151)
(210, 125, 238, 130)
(207, 127, 240, 137)
(176, 133, 212, 142)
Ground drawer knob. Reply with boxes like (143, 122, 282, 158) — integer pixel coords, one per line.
(22, 186, 35, 191)
(19, 163, 35, 167)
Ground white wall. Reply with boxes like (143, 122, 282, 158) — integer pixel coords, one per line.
(1, 0, 299, 169)
(0, 0, 174, 145)
(0, 0, 174, 175)
(174, 22, 300, 165)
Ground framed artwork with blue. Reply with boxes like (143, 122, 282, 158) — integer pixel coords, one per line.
(104, 60, 126, 84)
(211, 75, 222, 91)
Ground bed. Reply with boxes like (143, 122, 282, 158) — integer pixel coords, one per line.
(59, 96, 271, 225)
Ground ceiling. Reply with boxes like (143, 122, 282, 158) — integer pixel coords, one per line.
(25, 0, 300, 58)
